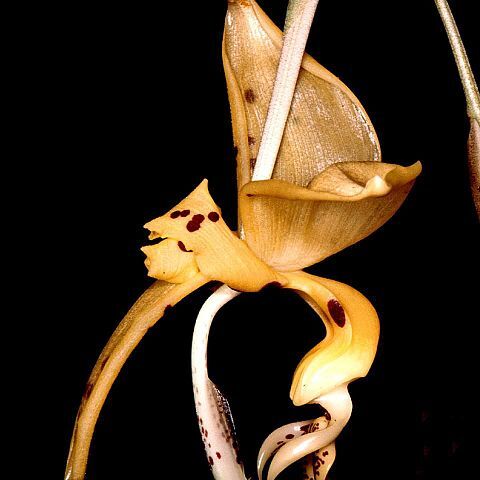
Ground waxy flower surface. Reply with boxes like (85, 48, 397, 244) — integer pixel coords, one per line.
(66, 2, 421, 480)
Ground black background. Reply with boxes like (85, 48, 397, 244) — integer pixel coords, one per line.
(24, 0, 478, 478)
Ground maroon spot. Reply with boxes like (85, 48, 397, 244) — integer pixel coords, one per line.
(201, 427, 205, 434)
(100, 356, 109, 370)
(328, 299, 346, 327)
(261, 281, 282, 291)
(199, 418, 203, 425)
(208, 456, 214, 466)
(323, 451, 329, 456)
(208, 443, 211, 448)
(205, 429, 208, 438)
(180, 209, 190, 217)
(325, 411, 331, 421)
(187, 214, 205, 232)
(170, 210, 181, 219)
(178, 241, 192, 252)
(248, 135, 256, 145)
(277, 441, 285, 445)
(82, 382, 93, 401)
(246, 193, 254, 197)
(250, 157, 257, 170)
(285, 433, 295, 439)
(216, 452, 222, 459)
(208, 281, 221, 292)
(208, 211, 220, 222)
(300, 425, 310, 435)
(244, 88, 256, 103)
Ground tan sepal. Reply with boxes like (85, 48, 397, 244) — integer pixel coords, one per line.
(65, 275, 208, 480)
(143, 179, 286, 292)
(285, 272, 380, 406)
(223, 0, 380, 191)
(141, 239, 199, 283)
(239, 161, 422, 271)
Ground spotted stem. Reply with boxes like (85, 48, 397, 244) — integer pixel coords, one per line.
(192, 285, 247, 479)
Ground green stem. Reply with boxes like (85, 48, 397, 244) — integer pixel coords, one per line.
(434, 0, 480, 122)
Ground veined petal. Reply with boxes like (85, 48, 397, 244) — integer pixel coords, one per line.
(144, 180, 286, 292)
(65, 275, 208, 480)
(240, 161, 421, 270)
(223, 0, 380, 191)
(284, 272, 380, 406)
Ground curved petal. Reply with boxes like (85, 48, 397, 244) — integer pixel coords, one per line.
(283, 271, 380, 406)
(65, 275, 208, 480)
(266, 385, 352, 480)
(240, 161, 421, 270)
(144, 180, 286, 292)
(223, 0, 380, 192)
(257, 418, 328, 480)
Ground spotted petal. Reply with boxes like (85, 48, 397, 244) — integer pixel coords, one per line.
(239, 161, 421, 271)
(284, 271, 380, 406)
(144, 180, 286, 292)
(223, 0, 380, 192)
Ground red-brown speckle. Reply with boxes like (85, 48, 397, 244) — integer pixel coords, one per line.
(208, 211, 220, 222)
(178, 241, 192, 252)
(83, 382, 93, 401)
(187, 214, 205, 232)
(208, 456, 214, 466)
(328, 299, 346, 327)
(250, 157, 257, 170)
(261, 281, 282, 291)
(246, 193, 254, 197)
(286, 434, 295, 439)
(216, 452, 222, 459)
(248, 135, 256, 145)
(244, 88, 256, 103)
(180, 209, 190, 217)
(170, 210, 181, 219)
(322, 451, 329, 456)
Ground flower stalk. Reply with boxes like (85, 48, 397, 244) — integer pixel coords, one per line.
(434, 0, 480, 218)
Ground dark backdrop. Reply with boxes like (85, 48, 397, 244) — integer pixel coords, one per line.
(29, 0, 477, 478)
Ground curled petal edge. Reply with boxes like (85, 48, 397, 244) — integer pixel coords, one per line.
(239, 161, 422, 270)
(143, 179, 286, 292)
(284, 271, 380, 406)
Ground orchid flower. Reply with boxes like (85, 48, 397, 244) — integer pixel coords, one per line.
(65, 1, 421, 479)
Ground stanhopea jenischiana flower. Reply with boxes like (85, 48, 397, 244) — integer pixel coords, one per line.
(65, 1, 421, 479)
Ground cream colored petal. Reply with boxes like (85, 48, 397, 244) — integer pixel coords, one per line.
(144, 180, 285, 292)
(223, 0, 380, 192)
(65, 275, 208, 480)
(240, 161, 421, 271)
(284, 272, 380, 406)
